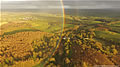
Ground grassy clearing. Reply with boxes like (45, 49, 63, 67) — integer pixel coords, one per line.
(106, 26, 120, 33)
(111, 23, 120, 26)
(90, 21, 104, 24)
(2, 29, 39, 36)
(95, 31, 120, 44)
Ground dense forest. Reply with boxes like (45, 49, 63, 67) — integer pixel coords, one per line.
(45, 27, 120, 67)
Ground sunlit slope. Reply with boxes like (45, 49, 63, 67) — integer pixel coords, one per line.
(0, 12, 63, 35)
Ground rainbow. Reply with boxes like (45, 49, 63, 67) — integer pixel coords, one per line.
(52, 0, 65, 57)
(37, 0, 65, 67)
(56, 0, 65, 51)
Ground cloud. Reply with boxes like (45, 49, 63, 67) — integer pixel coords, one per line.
(2, 0, 31, 1)
(63, 0, 120, 1)
(1, 1, 63, 9)
(2, 0, 61, 1)
(1, 0, 120, 10)
(63, 1, 120, 9)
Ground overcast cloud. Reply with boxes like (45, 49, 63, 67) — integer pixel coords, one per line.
(63, 1, 120, 9)
(1, 0, 120, 9)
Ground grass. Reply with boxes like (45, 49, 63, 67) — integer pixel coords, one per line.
(2, 29, 39, 36)
(111, 23, 120, 27)
(90, 21, 104, 24)
(95, 31, 120, 44)
(2, 12, 120, 45)
(65, 24, 74, 28)
(106, 21, 120, 33)
(1, 12, 65, 35)
(109, 26, 120, 33)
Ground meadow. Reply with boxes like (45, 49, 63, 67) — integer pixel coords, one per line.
(0, 12, 65, 36)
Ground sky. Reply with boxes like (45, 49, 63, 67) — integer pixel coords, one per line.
(1, 0, 120, 9)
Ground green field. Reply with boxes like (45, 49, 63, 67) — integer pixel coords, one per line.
(95, 31, 120, 44)
(1, 12, 66, 35)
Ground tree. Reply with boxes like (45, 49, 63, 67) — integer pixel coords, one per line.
(82, 62, 88, 67)
(111, 45, 115, 49)
(111, 49, 118, 55)
(33, 52, 37, 61)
